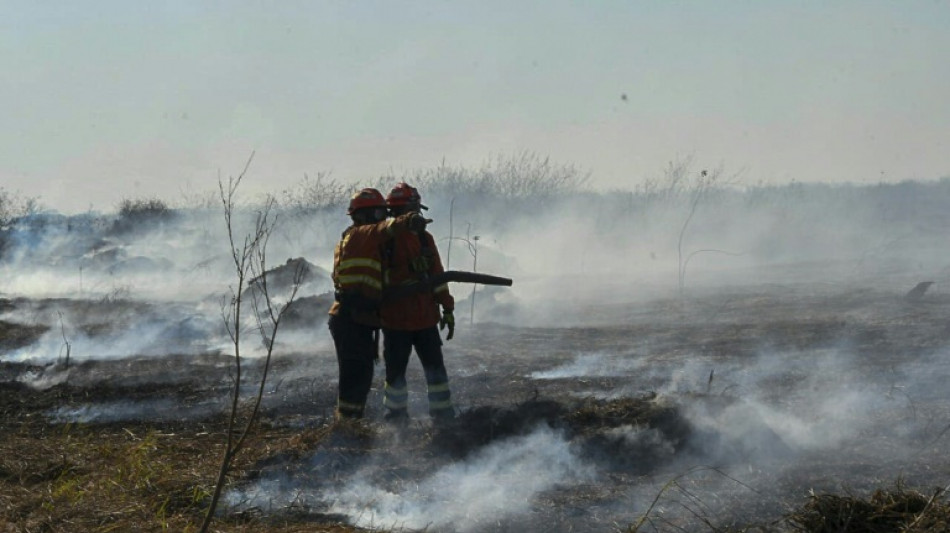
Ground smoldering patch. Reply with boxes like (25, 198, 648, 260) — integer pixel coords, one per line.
(46, 398, 224, 424)
(328, 426, 595, 532)
(223, 394, 698, 530)
(529, 350, 647, 380)
(1, 298, 225, 364)
(228, 425, 597, 533)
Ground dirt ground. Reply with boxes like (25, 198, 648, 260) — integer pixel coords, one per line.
(2, 280, 950, 532)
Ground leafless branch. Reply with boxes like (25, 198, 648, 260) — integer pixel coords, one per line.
(202, 152, 299, 532)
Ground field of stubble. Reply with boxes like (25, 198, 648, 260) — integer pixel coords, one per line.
(2, 280, 950, 532)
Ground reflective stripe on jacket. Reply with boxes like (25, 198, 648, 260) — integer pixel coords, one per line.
(329, 214, 416, 326)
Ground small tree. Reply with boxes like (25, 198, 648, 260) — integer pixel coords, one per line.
(442, 201, 481, 325)
(199, 154, 303, 532)
(57, 311, 71, 371)
(675, 165, 744, 296)
(676, 168, 715, 295)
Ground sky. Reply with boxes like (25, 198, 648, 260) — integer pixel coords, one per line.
(2, 0, 949, 214)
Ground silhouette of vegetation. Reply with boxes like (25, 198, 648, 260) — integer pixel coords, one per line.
(113, 197, 176, 234)
(0, 188, 40, 229)
(117, 197, 172, 219)
(279, 171, 350, 214)
(388, 151, 590, 202)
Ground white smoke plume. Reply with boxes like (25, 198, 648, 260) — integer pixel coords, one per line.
(227, 426, 595, 532)
(2, 304, 225, 364)
(46, 399, 224, 424)
(330, 427, 594, 531)
(530, 350, 647, 380)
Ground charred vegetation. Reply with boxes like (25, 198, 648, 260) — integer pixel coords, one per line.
(2, 170, 950, 530)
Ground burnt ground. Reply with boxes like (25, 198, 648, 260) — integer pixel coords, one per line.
(2, 282, 950, 532)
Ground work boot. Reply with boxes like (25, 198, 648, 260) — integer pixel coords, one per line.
(335, 407, 363, 421)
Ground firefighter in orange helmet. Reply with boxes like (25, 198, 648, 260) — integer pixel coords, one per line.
(379, 182, 456, 423)
(329, 188, 427, 419)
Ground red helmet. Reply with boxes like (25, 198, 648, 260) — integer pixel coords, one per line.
(386, 182, 428, 210)
(347, 188, 386, 215)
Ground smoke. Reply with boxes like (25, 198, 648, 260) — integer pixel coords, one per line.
(18, 366, 70, 389)
(46, 398, 224, 424)
(227, 426, 594, 532)
(511, 322, 942, 510)
(530, 350, 646, 380)
(634, 343, 924, 466)
(3, 178, 949, 333)
(333, 427, 593, 531)
(3, 169, 950, 529)
(0, 206, 336, 303)
(718, 348, 902, 447)
(424, 178, 950, 325)
(602, 425, 678, 459)
(2, 302, 226, 364)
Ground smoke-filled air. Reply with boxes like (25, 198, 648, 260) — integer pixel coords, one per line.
(2, 153, 950, 531)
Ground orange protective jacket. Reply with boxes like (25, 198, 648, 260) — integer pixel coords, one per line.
(329, 214, 415, 327)
(379, 230, 454, 331)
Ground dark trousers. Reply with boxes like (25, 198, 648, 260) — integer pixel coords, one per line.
(328, 313, 377, 419)
(382, 326, 453, 417)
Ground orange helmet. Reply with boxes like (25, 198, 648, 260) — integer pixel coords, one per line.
(386, 182, 428, 210)
(347, 188, 386, 215)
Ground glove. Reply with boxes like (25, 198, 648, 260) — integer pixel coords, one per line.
(407, 213, 431, 232)
(439, 309, 455, 340)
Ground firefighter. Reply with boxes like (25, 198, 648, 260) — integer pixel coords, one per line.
(379, 182, 456, 423)
(328, 188, 427, 419)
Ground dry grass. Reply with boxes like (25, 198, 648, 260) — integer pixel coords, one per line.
(786, 482, 950, 533)
(4, 381, 950, 532)
(3, 284, 950, 531)
(0, 415, 365, 532)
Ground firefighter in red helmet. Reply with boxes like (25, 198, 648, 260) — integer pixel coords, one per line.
(379, 182, 456, 423)
(329, 187, 427, 419)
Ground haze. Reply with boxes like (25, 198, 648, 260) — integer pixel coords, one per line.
(2, 1, 948, 214)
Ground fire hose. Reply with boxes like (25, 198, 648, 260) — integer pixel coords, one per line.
(382, 270, 513, 301)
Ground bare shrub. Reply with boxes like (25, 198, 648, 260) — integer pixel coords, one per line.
(0, 188, 41, 229)
(117, 197, 171, 219)
(397, 151, 590, 201)
(635, 155, 741, 205)
(112, 197, 176, 235)
(176, 186, 220, 210)
(279, 171, 350, 213)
